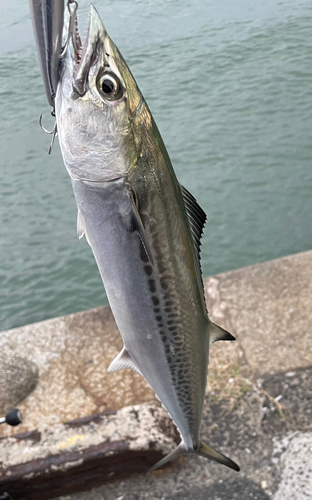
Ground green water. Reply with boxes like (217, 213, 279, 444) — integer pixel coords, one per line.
(0, 0, 311, 331)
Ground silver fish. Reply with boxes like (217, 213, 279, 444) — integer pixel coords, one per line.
(41, 3, 239, 472)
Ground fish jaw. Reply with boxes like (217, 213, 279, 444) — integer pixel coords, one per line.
(55, 5, 142, 182)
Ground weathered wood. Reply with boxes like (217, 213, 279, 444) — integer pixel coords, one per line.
(0, 440, 164, 500)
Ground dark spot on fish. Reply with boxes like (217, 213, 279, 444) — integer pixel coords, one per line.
(158, 323, 164, 327)
(106, 53, 110, 57)
(167, 356, 172, 363)
(160, 279, 168, 290)
(165, 307, 172, 312)
(165, 300, 174, 306)
(148, 279, 156, 292)
(169, 326, 178, 331)
(161, 336, 167, 342)
(156, 315, 162, 322)
(168, 313, 179, 318)
(144, 265, 153, 276)
(152, 296, 160, 305)
(167, 320, 175, 325)
(140, 244, 149, 263)
(154, 308, 160, 313)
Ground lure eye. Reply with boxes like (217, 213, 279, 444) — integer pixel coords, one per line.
(98, 73, 122, 101)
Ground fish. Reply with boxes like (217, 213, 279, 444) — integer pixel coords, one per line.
(33, 1, 240, 472)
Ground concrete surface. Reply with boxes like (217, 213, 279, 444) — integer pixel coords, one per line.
(0, 404, 176, 470)
(204, 249, 312, 375)
(52, 366, 312, 500)
(272, 432, 312, 500)
(0, 250, 311, 499)
(0, 404, 179, 500)
(0, 306, 155, 437)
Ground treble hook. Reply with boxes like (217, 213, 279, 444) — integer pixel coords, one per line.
(39, 110, 58, 155)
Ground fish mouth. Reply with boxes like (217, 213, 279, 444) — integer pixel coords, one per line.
(69, 4, 106, 97)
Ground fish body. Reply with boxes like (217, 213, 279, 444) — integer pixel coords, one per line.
(35, 2, 239, 471)
(71, 158, 208, 450)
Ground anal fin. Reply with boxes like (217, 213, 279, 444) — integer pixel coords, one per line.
(108, 347, 143, 377)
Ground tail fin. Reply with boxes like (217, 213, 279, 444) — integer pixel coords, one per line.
(146, 440, 240, 473)
(145, 442, 187, 474)
(197, 441, 240, 471)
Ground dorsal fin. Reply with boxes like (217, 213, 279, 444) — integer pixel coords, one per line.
(180, 184, 207, 259)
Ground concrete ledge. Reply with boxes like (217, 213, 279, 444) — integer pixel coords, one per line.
(205, 249, 312, 375)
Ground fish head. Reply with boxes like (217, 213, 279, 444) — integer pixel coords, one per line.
(56, 4, 143, 182)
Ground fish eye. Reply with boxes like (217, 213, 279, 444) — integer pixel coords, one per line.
(98, 73, 122, 101)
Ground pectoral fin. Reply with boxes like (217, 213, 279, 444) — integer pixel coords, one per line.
(77, 209, 91, 246)
(209, 321, 236, 344)
(108, 347, 143, 376)
(128, 189, 154, 264)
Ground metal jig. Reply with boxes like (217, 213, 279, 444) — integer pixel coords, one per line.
(39, 0, 79, 154)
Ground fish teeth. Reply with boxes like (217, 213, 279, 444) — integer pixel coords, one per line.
(83, 10, 91, 38)
(75, 10, 91, 65)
